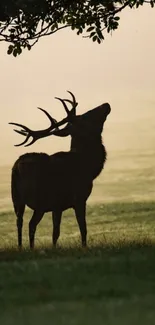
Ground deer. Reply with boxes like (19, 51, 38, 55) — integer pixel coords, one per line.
(9, 91, 111, 249)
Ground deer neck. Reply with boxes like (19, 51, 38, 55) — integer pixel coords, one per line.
(70, 136, 107, 180)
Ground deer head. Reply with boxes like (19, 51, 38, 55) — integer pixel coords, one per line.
(9, 91, 111, 147)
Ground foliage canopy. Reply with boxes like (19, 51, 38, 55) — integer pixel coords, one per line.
(0, 0, 154, 56)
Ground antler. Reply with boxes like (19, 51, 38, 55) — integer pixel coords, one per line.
(9, 91, 78, 146)
(55, 91, 77, 118)
(9, 107, 59, 147)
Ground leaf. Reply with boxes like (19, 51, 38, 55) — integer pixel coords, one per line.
(150, 0, 154, 7)
(7, 45, 14, 55)
(107, 26, 111, 33)
(9, 28, 15, 33)
(54, 22, 58, 29)
(51, 24, 55, 31)
(27, 44, 31, 51)
(87, 26, 94, 32)
(77, 26, 83, 35)
(92, 35, 97, 42)
(96, 28, 104, 40)
(114, 16, 120, 21)
(97, 38, 101, 44)
(16, 45, 22, 55)
(90, 31, 96, 38)
(13, 48, 18, 57)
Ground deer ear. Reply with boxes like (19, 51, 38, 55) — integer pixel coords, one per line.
(52, 124, 71, 137)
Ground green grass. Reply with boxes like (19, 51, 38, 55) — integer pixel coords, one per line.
(0, 201, 155, 324)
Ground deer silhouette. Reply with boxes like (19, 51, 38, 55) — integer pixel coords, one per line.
(10, 92, 111, 249)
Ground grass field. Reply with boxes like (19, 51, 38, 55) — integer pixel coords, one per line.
(0, 201, 155, 325)
(0, 145, 155, 325)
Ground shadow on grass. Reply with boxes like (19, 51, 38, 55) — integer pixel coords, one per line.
(0, 237, 155, 314)
(0, 236, 155, 262)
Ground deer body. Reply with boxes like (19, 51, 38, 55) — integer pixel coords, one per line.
(10, 93, 110, 249)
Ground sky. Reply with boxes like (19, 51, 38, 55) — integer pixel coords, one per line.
(0, 5, 155, 166)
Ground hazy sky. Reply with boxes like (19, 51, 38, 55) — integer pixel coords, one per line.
(0, 6, 155, 165)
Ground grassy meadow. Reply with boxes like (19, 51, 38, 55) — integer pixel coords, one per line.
(0, 144, 155, 325)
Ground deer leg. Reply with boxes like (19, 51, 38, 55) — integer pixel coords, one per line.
(16, 204, 25, 249)
(29, 210, 44, 249)
(74, 202, 87, 247)
(52, 211, 62, 247)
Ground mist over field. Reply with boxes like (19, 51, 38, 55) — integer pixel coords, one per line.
(1, 104, 154, 210)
